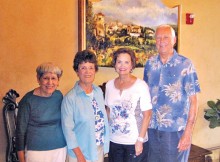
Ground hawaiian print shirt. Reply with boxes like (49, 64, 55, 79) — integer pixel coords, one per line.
(91, 98, 105, 145)
(144, 50, 201, 132)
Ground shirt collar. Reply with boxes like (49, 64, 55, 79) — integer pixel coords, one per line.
(74, 81, 98, 95)
(157, 49, 178, 64)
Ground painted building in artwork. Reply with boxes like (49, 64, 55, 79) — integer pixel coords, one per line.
(93, 12, 105, 39)
(127, 25, 141, 37)
(93, 12, 155, 39)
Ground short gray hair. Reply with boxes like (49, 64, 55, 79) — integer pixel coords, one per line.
(36, 62, 63, 79)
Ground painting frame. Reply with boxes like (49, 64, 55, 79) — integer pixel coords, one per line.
(78, 0, 181, 67)
(78, 0, 86, 51)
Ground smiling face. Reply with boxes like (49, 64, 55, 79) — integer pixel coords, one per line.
(77, 62, 96, 86)
(115, 53, 133, 75)
(155, 26, 176, 57)
(37, 72, 59, 97)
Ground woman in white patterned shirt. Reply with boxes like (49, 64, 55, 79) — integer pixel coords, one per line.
(105, 48, 152, 162)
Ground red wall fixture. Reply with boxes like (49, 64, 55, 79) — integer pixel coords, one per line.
(186, 13, 195, 25)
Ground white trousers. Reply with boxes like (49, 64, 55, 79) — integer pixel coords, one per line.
(26, 147, 67, 162)
(68, 145, 104, 162)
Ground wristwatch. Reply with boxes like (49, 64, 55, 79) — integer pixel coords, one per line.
(137, 137, 144, 142)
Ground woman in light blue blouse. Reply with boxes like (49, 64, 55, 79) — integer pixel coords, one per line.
(61, 50, 109, 162)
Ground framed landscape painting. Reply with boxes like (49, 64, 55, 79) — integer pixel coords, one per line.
(78, 0, 180, 67)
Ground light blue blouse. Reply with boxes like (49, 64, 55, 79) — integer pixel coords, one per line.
(61, 81, 109, 161)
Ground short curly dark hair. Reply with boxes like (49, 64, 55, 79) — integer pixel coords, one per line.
(73, 50, 98, 72)
(112, 48, 136, 69)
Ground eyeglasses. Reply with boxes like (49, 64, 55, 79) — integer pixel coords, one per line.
(78, 66, 95, 71)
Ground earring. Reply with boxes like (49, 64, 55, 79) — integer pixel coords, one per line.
(130, 69, 133, 73)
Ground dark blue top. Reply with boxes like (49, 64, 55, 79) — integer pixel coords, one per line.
(16, 90, 66, 151)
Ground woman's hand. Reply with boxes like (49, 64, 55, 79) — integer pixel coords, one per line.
(77, 155, 86, 162)
(73, 147, 86, 162)
(17, 151, 25, 162)
(134, 109, 151, 156)
(135, 140, 143, 156)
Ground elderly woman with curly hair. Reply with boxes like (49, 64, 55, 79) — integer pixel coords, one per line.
(61, 50, 109, 162)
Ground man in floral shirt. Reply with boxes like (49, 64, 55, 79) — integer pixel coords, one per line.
(144, 24, 200, 162)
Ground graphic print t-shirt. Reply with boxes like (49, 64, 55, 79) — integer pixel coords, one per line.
(105, 78, 152, 144)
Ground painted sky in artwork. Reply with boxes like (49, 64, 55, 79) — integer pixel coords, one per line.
(92, 0, 178, 28)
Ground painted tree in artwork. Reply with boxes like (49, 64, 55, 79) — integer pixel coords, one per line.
(86, 0, 96, 48)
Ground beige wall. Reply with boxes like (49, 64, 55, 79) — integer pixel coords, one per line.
(0, 0, 219, 161)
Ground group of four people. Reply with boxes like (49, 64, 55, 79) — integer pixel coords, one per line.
(15, 24, 200, 162)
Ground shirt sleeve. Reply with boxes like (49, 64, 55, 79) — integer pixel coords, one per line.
(61, 94, 78, 149)
(139, 80, 152, 111)
(16, 95, 30, 151)
(143, 61, 150, 83)
(183, 61, 201, 96)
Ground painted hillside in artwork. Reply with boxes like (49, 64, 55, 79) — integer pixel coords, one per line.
(86, 0, 178, 67)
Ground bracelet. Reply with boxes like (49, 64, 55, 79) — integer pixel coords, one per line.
(137, 137, 144, 142)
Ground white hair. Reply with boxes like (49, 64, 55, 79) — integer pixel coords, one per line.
(155, 24, 176, 38)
